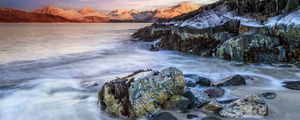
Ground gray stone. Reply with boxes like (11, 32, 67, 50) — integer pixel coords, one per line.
(183, 88, 210, 108)
(203, 87, 225, 98)
(213, 75, 246, 86)
(149, 112, 177, 120)
(184, 74, 211, 86)
(162, 95, 190, 112)
(219, 95, 268, 118)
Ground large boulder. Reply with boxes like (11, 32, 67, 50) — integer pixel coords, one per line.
(217, 34, 281, 62)
(98, 67, 185, 118)
(219, 95, 268, 118)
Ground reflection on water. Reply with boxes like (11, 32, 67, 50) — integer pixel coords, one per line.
(0, 23, 299, 120)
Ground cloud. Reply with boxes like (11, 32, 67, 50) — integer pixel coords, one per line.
(0, 0, 218, 11)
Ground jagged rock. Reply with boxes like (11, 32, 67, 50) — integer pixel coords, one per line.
(133, 0, 300, 66)
(98, 67, 185, 118)
(217, 34, 281, 62)
(202, 100, 223, 113)
(184, 74, 211, 86)
(183, 88, 211, 109)
(201, 117, 222, 120)
(187, 114, 199, 119)
(149, 112, 178, 120)
(283, 81, 300, 90)
(219, 95, 268, 118)
(213, 75, 246, 86)
(162, 95, 190, 112)
(260, 92, 277, 99)
(203, 87, 225, 98)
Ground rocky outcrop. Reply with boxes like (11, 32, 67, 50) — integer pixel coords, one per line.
(133, 0, 300, 66)
(98, 67, 185, 118)
(219, 95, 268, 118)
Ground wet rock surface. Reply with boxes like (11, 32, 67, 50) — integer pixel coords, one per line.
(203, 87, 225, 98)
(184, 74, 211, 86)
(162, 95, 190, 112)
(219, 95, 268, 118)
(183, 88, 211, 109)
(186, 114, 199, 119)
(260, 92, 277, 99)
(283, 81, 300, 90)
(213, 75, 246, 86)
(149, 112, 178, 120)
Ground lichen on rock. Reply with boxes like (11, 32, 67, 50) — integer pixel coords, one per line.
(98, 67, 185, 118)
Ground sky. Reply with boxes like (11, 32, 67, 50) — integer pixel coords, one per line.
(0, 0, 217, 11)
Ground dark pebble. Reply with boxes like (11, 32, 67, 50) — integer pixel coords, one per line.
(149, 112, 177, 120)
(187, 114, 198, 119)
(203, 87, 225, 98)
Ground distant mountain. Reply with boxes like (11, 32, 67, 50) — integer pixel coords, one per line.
(0, 2, 200, 23)
(0, 8, 77, 23)
(33, 6, 109, 22)
(154, 2, 201, 19)
(132, 2, 201, 22)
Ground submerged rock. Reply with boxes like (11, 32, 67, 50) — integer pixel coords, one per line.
(98, 67, 185, 118)
(219, 95, 268, 118)
(283, 81, 300, 90)
(203, 87, 225, 98)
(213, 75, 246, 86)
(260, 92, 277, 100)
(149, 112, 177, 120)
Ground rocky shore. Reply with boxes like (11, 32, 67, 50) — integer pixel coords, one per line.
(132, 0, 300, 67)
(97, 67, 290, 119)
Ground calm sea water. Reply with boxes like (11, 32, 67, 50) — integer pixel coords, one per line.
(0, 23, 299, 120)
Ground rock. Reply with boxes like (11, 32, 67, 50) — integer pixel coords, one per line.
(218, 98, 239, 104)
(184, 74, 211, 86)
(219, 95, 268, 118)
(149, 112, 177, 120)
(99, 67, 185, 118)
(260, 92, 277, 100)
(283, 81, 300, 90)
(183, 88, 211, 109)
(202, 100, 223, 113)
(217, 34, 281, 62)
(203, 87, 225, 98)
(186, 114, 198, 119)
(162, 95, 190, 112)
(213, 75, 246, 86)
(185, 80, 197, 87)
(150, 44, 160, 51)
(201, 117, 221, 120)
